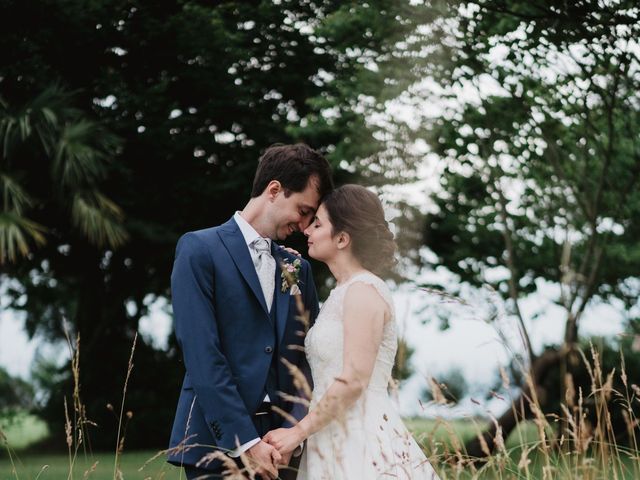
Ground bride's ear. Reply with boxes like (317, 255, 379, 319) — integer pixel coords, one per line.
(336, 231, 351, 250)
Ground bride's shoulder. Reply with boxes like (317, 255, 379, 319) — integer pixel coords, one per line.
(343, 272, 394, 315)
(349, 271, 390, 292)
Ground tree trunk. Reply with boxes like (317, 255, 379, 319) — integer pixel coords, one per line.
(464, 347, 564, 458)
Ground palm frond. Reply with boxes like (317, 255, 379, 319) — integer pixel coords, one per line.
(0, 84, 76, 159)
(71, 192, 128, 249)
(0, 86, 126, 260)
(54, 120, 108, 188)
(0, 211, 47, 264)
(0, 173, 33, 214)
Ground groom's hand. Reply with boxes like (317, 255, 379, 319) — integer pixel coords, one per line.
(245, 440, 281, 479)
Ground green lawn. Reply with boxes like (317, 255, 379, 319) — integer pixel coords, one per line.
(2, 415, 639, 479)
(0, 450, 182, 480)
(0, 414, 180, 479)
(405, 416, 544, 450)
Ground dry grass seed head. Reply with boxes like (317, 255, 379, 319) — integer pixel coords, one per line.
(565, 373, 576, 409)
(64, 396, 73, 449)
(196, 451, 246, 479)
(427, 377, 448, 405)
(499, 365, 510, 390)
(280, 357, 312, 401)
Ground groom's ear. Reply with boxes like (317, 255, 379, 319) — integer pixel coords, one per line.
(266, 180, 282, 200)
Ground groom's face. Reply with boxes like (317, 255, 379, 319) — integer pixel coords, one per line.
(271, 177, 321, 240)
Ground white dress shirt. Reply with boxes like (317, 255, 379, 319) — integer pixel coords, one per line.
(229, 212, 273, 456)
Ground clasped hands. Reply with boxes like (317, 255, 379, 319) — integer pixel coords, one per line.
(245, 425, 305, 479)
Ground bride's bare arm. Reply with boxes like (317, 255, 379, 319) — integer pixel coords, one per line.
(264, 282, 388, 453)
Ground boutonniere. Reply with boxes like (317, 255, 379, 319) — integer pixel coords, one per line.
(280, 258, 302, 295)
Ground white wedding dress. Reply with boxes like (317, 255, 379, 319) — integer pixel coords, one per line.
(298, 272, 441, 479)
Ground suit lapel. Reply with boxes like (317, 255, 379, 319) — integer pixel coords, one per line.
(218, 218, 270, 316)
(272, 246, 291, 348)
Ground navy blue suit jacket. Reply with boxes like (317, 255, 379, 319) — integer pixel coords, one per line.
(167, 217, 319, 468)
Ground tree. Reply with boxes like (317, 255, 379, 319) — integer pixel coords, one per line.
(392, 336, 416, 383)
(0, 367, 34, 415)
(419, 1, 640, 455)
(0, 85, 126, 264)
(0, 0, 432, 448)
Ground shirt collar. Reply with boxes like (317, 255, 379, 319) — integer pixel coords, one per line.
(234, 211, 271, 249)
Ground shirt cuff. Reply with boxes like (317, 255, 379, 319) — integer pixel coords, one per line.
(293, 443, 304, 457)
(228, 437, 261, 457)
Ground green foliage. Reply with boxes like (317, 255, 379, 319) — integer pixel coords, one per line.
(0, 0, 430, 449)
(0, 367, 33, 415)
(0, 412, 48, 451)
(0, 85, 125, 263)
(422, 1, 640, 336)
(392, 336, 415, 383)
(413, 1, 640, 452)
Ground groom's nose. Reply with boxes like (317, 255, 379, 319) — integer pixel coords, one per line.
(298, 217, 311, 232)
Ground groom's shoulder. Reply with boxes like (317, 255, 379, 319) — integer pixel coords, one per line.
(177, 218, 235, 246)
(178, 227, 218, 245)
(175, 221, 234, 255)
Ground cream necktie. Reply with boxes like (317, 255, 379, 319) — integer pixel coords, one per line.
(251, 238, 275, 311)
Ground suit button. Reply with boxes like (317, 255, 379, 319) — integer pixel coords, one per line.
(264, 346, 273, 354)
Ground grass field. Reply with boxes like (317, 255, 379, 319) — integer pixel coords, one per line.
(0, 413, 178, 479)
(2, 416, 469, 479)
(0, 450, 181, 480)
(0, 415, 555, 480)
(2, 414, 640, 479)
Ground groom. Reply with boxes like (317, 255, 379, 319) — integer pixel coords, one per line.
(167, 144, 333, 479)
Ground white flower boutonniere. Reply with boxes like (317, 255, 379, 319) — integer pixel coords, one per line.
(280, 258, 302, 294)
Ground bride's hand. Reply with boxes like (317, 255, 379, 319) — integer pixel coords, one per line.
(263, 426, 306, 455)
(281, 246, 301, 257)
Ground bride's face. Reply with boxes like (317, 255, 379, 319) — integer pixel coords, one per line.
(303, 204, 338, 261)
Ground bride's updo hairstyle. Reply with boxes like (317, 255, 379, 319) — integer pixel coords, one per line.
(322, 184, 397, 274)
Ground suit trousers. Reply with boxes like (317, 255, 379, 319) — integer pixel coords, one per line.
(183, 410, 300, 480)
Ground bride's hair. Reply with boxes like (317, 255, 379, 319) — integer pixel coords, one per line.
(322, 184, 397, 274)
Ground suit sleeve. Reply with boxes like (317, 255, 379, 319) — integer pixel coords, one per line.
(172, 232, 258, 450)
(283, 259, 319, 427)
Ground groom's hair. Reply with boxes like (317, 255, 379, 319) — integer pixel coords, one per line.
(251, 143, 333, 198)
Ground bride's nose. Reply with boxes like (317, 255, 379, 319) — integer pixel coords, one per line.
(303, 226, 311, 237)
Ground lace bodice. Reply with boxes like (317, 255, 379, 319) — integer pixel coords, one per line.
(305, 272, 398, 397)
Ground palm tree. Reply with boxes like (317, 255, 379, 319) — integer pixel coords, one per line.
(0, 85, 127, 264)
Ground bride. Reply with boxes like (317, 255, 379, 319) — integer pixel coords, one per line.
(264, 185, 440, 479)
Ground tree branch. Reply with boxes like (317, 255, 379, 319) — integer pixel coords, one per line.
(492, 174, 535, 364)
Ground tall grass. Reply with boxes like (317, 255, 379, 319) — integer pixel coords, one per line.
(2, 300, 639, 479)
(412, 342, 640, 480)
